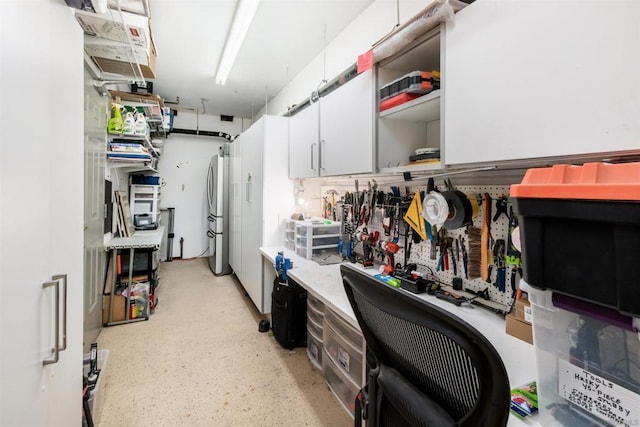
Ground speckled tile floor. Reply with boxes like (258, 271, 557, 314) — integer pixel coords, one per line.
(97, 258, 352, 427)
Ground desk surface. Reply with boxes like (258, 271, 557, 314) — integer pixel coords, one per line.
(106, 226, 165, 250)
(260, 246, 541, 426)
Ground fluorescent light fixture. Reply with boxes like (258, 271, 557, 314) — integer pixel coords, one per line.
(215, 0, 260, 85)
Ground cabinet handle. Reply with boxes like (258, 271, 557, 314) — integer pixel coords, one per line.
(42, 278, 60, 366)
(320, 139, 326, 171)
(246, 182, 252, 203)
(52, 274, 67, 352)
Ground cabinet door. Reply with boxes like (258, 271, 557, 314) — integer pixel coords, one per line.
(320, 70, 374, 176)
(444, 1, 640, 165)
(1, 2, 84, 424)
(228, 137, 242, 275)
(289, 102, 320, 178)
(240, 120, 265, 312)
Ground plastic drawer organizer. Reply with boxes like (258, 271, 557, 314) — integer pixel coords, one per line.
(323, 307, 364, 417)
(294, 220, 341, 260)
(306, 294, 325, 370)
(284, 219, 296, 250)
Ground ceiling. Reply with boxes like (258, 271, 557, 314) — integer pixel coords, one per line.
(148, 0, 374, 119)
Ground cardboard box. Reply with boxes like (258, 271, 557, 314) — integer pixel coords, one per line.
(505, 313, 533, 345)
(85, 36, 149, 65)
(102, 294, 126, 324)
(515, 296, 532, 324)
(90, 35, 157, 79)
(75, 9, 150, 48)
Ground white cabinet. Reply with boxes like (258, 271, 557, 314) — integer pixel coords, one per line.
(320, 69, 375, 176)
(443, 1, 640, 165)
(289, 101, 320, 178)
(376, 28, 443, 173)
(232, 116, 294, 313)
(1, 2, 84, 424)
(289, 69, 375, 178)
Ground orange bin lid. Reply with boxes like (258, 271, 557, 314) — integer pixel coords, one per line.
(510, 162, 640, 201)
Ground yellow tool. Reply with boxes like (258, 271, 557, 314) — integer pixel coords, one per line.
(404, 192, 427, 240)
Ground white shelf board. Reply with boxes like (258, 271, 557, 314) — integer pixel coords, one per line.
(379, 90, 441, 122)
(378, 161, 442, 174)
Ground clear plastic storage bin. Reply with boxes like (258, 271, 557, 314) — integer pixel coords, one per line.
(522, 281, 640, 427)
(308, 301, 324, 327)
(323, 320, 363, 386)
(325, 308, 364, 350)
(307, 293, 325, 314)
(294, 220, 341, 260)
(307, 326, 323, 371)
(323, 348, 359, 418)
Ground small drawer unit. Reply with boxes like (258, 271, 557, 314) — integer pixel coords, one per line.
(306, 293, 325, 370)
(307, 301, 324, 327)
(323, 316, 364, 387)
(325, 308, 364, 352)
(307, 293, 325, 314)
(284, 219, 296, 249)
(294, 220, 341, 260)
(323, 348, 360, 418)
(307, 325, 323, 371)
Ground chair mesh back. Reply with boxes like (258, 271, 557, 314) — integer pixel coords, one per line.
(352, 291, 480, 420)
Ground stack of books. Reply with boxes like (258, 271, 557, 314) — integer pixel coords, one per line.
(107, 139, 152, 162)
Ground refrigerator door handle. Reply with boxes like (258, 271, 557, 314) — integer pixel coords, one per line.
(207, 162, 213, 210)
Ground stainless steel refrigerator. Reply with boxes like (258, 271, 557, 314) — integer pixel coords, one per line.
(206, 151, 232, 275)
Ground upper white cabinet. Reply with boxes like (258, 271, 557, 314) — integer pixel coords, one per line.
(444, 1, 640, 165)
(289, 101, 319, 178)
(289, 69, 375, 178)
(376, 28, 443, 173)
(319, 69, 374, 176)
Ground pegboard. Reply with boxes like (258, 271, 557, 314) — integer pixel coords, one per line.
(323, 181, 519, 313)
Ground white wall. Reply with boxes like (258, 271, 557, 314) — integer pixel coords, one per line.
(259, 0, 431, 118)
(158, 111, 248, 259)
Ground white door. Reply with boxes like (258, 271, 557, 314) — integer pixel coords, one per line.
(83, 67, 106, 351)
(240, 119, 265, 311)
(1, 2, 84, 425)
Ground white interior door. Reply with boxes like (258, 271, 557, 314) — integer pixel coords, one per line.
(83, 68, 106, 352)
(1, 2, 84, 424)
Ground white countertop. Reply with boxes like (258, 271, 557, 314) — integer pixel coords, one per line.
(106, 226, 165, 250)
(260, 246, 540, 426)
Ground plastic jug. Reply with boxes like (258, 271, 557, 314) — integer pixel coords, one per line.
(123, 112, 135, 135)
(135, 113, 147, 136)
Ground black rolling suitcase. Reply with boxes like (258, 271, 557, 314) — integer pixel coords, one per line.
(271, 277, 307, 350)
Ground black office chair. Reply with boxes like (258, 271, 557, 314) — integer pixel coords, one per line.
(341, 264, 510, 427)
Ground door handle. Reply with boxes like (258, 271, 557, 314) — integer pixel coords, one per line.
(320, 139, 326, 171)
(42, 278, 60, 366)
(246, 182, 252, 203)
(52, 274, 67, 352)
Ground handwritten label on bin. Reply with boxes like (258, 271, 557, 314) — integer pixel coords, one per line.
(558, 358, 640, 427)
